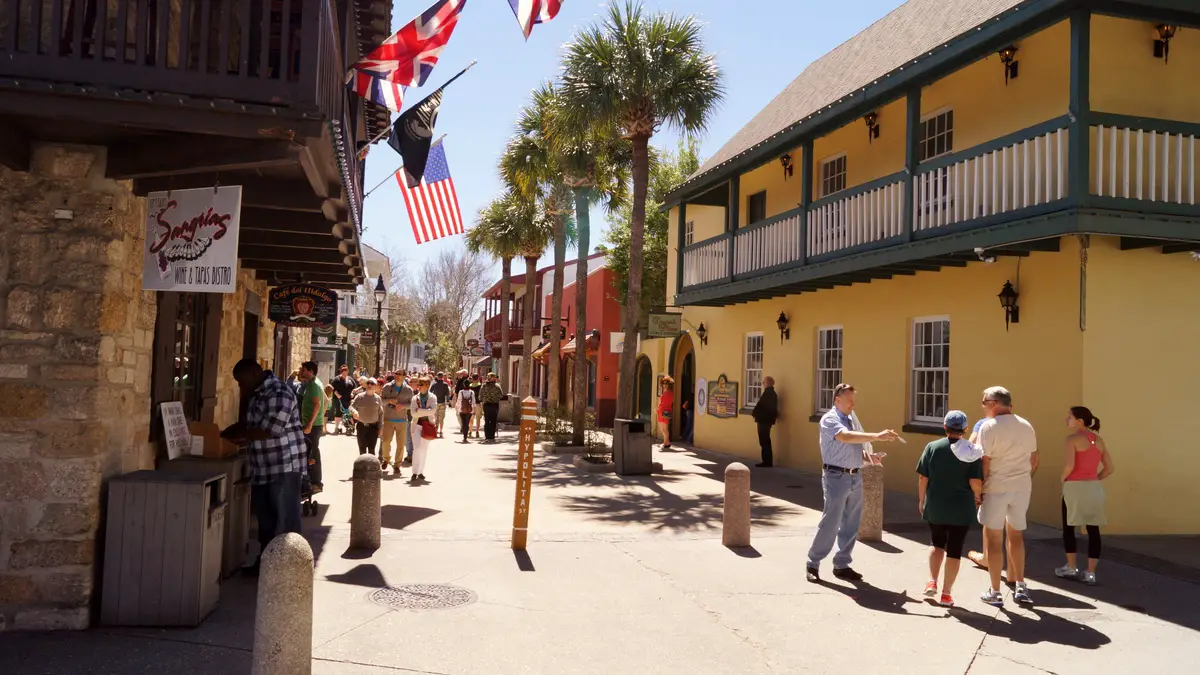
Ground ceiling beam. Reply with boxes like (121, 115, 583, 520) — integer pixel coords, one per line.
(1161, 243, 1200, 255)
(108, 138, 300, 180)
(133, 175, 330, 212)
(239, 229, 351, 251)
(1120, 237, 1178, 250)
(253, 268, 359, 286)
(238, 246, 349, 265)
(241, 206, 341, 234)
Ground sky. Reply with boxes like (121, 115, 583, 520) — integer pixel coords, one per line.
(360, 0, 904, 279)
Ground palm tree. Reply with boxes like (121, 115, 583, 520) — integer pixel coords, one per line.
(504, 190, 558, 405)
(466, 195, 525, 397)
(560, 0, 724, 419)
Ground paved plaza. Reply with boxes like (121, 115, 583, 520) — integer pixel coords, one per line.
(2, 428, 1198, 674)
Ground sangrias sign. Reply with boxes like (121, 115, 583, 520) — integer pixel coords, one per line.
(142, 186, 242, 293)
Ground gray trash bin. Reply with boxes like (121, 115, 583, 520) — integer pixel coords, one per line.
(613, 418, 654, 475)
(159, 455, 250, 579)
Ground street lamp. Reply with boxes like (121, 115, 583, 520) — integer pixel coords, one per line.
(373, 273, 386, 376)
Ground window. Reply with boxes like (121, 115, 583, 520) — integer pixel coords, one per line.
(815, 327, 843, 413)
(684, 220, 695, 246)
(744, 333, 764, 408)
(747, 191, 767, 225)
(911, 318, 951, 423)
(918, 109, 954, 161)
(820, 155, 847, 197)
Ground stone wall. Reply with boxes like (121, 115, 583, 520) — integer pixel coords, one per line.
(212, 268, 276, 430)
(288, 327, 313, 375)
(0, 144, 155, 630)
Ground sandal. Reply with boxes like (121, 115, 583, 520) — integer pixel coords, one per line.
(967, 551, 987, 569)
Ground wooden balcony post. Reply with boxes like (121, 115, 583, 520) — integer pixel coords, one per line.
(675, 202, 687, 296)
(726, 175, 739, 282)
(903, 88, 921, 242)
(800, 139, 813, 266)
(1069, 9, 1091, 203)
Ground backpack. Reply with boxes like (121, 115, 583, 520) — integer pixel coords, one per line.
(460, 390, 475, 415)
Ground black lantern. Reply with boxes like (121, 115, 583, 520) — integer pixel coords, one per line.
(864, 112, 880, 143)
(373, 274, 386, 375)
(779, 153, 794, 179)
(696, 323, 708, 347)
(998, 45, 1019, 84)
(998, 281, 1020, 330)
(1154, 24, 1178, 62)
(776, 311, 791, 343)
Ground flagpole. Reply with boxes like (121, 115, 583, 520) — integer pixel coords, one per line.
(359, 60, 478, 148)
(364, 133, 448, 199)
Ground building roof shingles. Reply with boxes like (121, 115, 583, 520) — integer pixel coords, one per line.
(690, 0, 1026, 186)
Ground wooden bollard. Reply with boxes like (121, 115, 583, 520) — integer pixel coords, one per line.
(722, 462, 751, 548)
(350, 454, 382, 550)
(252, 533, 314, 675)
(511, 397, 538, 550)
(857, 464, 885, 542)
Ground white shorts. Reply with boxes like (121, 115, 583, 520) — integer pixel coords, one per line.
(978, 491, 1031, 531)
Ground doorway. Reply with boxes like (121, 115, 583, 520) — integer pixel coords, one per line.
(671, 333, 695, 439)
(635, 356, 653, 420)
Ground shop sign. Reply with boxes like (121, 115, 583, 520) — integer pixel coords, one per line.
(142, 186, 242, 293)
(542, 323, 567, 341)
(268, 284, 338, 328)
(358, 329, 377, 346)
(696, 378, 708, 417)
(160, 401, 192, 460)
(647, 312, 683, 338)
(348, 332, 361, 347)
(312, 323, 337, 347)
(467, 338, 480, 348)
(706, 374, 739, 419)
(609, 331, 641, 354)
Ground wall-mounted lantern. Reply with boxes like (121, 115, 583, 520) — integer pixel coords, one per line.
(696, 322, 708, 347)
(864, 112, 880, 143)
(1154, 24, 1178, 63)
(998, 281, 1020, 331)
(776, 311, 791, 343)
(998, 45, 1020, 84)
(779, 153, 794, 179)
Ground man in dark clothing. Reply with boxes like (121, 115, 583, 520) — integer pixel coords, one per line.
(478, 371, 505, 442)
(430, 371, 452, 437)
(331, 365, 357, 434)
(752, 376, 779, 467)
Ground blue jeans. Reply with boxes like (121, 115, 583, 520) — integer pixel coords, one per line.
(251, 472, 303, 564)
(806, 469, 863, 569)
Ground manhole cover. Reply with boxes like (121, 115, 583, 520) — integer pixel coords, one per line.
(368, 584, 477, 611)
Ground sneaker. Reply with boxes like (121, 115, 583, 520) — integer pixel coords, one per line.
(939, 593, 955, 608)
(392, 465, 402, 476)
(380, 460, 389, 470)
(980, 589, 1004, 607)
(805, 567, 820, 583)
(1054, 565, 1080, 580)
(1013, 582, 1033, 605)
(402, 458, 412, 467)
(832, 567, 863, 581)
(923, 581, 938, 598)
(1081, 571, 1097, 586)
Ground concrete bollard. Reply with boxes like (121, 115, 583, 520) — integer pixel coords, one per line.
(252, 533, 314, 675)
(857, 464, 885, 542)
(722, 462, 752, 548)
(350, 454, 382, 550)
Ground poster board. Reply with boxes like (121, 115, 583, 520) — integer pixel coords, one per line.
(696, 377, 708, 417)
(706, 374, 739, 419)
(160, 401, 192, 460)
(142, 186, 242, 293)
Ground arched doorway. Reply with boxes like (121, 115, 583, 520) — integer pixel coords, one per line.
(635, 356, 653, 419)
(671, 333, 695, 440)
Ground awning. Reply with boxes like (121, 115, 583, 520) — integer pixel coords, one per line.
(340, 317, 378, 330)
(474, 356, 494, 368)
(561, 333, 601, 358)
(532, 339, 566, 362)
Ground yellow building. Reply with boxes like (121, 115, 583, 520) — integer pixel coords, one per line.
(645, 1, 1200, 535)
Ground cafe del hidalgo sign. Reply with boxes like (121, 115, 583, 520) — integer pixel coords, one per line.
(268, 284, 338, 328)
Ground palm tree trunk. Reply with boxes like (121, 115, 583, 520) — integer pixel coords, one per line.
(616, 135, 651, 420)
(520, 255, 539, 401)
(500, 257, 513, 397)
(571, 187, 591, 446)
(548, 213, 567, 408)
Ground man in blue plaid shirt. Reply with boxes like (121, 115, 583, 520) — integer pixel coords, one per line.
(223, 359, 307, 575)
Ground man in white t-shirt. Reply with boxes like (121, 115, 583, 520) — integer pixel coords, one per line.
(972, 386, 1038, 608)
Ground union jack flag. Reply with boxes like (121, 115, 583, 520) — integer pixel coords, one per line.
(351, 0, 466, 88)
(508, 0, 562, 40)
(348, 71, 405, 112)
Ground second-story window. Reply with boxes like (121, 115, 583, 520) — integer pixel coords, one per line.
(747, 191, 767, 224)
(918, 109, 954, 161)
(820, 155, 847, 198)
(684, 220, 695, 246)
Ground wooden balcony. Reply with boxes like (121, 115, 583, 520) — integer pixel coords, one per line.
(677, 114, 1200, 307)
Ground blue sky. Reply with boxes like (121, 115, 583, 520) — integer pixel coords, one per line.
(360, 0, 902, 277)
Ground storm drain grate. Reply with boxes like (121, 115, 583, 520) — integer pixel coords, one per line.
(368, 584, 477, 611)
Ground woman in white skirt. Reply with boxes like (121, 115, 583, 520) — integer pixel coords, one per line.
(1056, 406, 1115, 585)
(409, 377, 438, 483)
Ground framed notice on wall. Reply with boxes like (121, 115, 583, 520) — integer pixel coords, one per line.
(706, 374, 739, 419)
(160, 401, 191, 460)
(696, 377, 708, 417)
(142, 186, 242, 293)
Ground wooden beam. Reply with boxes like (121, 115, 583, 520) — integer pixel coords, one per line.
(1161, 243, 1200, 254)
(1120, 236, 1178, 250)
(133, 175, 328, 211)
(0, 124, 30, 171)
(108, 138, 299, 179)
(253, 268, 358, 285)
(239, 229, 346, 250)
(297, 144, 339, 199)
(241, 206, 341, 234)
(238, 246, 348, 265)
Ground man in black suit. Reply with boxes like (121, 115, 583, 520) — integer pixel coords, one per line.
(752, 376, 779, 467)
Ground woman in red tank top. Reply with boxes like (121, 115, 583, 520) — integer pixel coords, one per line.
(1056, 406, 1116, 585)
(657, 377, 675, 450)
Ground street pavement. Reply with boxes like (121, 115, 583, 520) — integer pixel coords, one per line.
(2, 425, 1199, 674)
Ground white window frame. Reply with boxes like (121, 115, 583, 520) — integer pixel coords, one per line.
(746, 190, 767, 224)
(814, 326, 843, 413)
(743, 332, 765, 408)
(918, 107, 954, 162)
(684, 220, 695, 246)
(918, 109, 955, 222)
(819, 153, 847, 198)
(910, 316, 951, 424)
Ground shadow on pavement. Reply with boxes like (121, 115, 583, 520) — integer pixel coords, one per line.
(816, 579, 933, 617)
(728, 545, 762, 558)
(381, 505, 440, 530)
(860, 539, 904, 554)
(950, 606, 1112, 649)
(324, 563, 388, 588)
(557, 490, 796, 533)
(513, 549, 535, 572)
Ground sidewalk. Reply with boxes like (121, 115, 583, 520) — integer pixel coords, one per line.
(2, 430, 1198, 674)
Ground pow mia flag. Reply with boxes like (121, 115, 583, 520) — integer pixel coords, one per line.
(387, 63, 473, 188)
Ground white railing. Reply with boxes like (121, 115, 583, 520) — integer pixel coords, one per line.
(807, 179, 905, 256)
(915, 127, 1068, 232)
(734, 210, 804, 276)
(1093, 125, 1198, 205)
(682, 237, 728, 287)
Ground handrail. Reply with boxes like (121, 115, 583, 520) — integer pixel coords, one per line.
(808, 170, 907, 210)
(918, 115, 1071, 174)
(737, 205, 805, 236)
(682, 230, 732, 254)
(1089, 112, 1200, 139)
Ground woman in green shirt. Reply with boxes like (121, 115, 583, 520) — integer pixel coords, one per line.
(916, 410, 983, 608)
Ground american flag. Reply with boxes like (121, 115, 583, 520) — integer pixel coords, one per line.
(398, 142, 464, 244)
(351, 0, 466, 88)
(348, 71, 405, 112)
(508, 0, 563, 39)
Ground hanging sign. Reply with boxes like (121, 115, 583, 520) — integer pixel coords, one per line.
(160, 401, 192, 460)
(542, 323, 567, 340)
(696, 377, 708, 417)
(142, 186, 242, 293)
(268, 284, 339, 328)
(706, 374, 739, 419)
(312, 323, 337, 347)
(647, 312, 683, 338)
(358, 328, 377, 346)
(348, 332, 361, 347)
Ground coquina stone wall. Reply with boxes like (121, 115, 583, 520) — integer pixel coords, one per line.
(212, 269, 277, 430)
